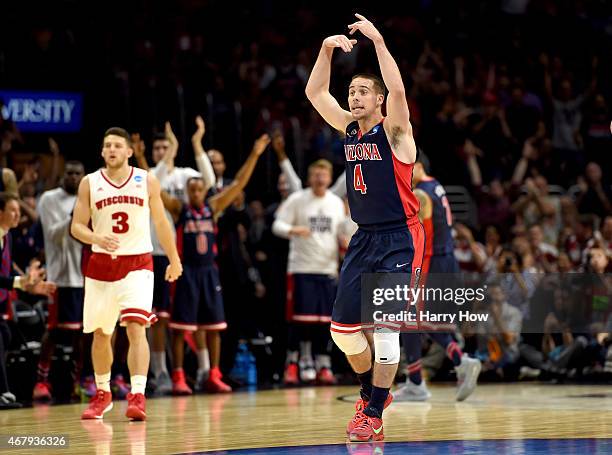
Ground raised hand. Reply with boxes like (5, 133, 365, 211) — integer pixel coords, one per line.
(192, 116, 206, 144)
(48, 138, 60, 156)
(131, 133, 146, 160)
(323, 35, 357, 53)
(164, 121, 179, 160)
(252, 134, 271, 156)
(348, 14, 383, 43)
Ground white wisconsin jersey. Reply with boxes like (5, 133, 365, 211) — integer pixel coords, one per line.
(275, 189, 345, 276)
(88, 167, 153, 255)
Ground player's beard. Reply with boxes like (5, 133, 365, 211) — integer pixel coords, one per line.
(105, 156, 128, 170)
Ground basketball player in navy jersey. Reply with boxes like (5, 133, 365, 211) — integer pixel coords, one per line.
(306, 14, 424, 442)
(160, 134, 270, 394)
(396, 160, 481, 402)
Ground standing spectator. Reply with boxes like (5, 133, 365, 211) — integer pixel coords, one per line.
(575, 162, 612, 219)
(32, 162, 85, 401)
(272, 160, 345, 385)
(163, 134, 269, 394)
(135, 119, 216, 393)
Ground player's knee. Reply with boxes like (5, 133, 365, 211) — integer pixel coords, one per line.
(93, 328, 111, 340)
(373, 331, 400, 365)
(125, 322, 146, 341)
(331, 330, 368, 356)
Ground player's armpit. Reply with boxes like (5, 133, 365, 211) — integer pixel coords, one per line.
(385, 123, 417, 164)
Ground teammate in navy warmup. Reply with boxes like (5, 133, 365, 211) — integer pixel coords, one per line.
(306, 14, 425, 442)
(161, 134, 270, 394)
(395, 160, 482, 402)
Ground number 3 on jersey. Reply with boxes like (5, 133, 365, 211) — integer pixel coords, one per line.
(353, 164, 367, 194)
(112, 212, 129, 233)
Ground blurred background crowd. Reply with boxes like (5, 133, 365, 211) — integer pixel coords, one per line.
(0, 0, 610, 407)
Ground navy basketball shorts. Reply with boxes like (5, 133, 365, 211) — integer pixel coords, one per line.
(286, 273, 337, 324)
(152, 255, 171, 319)
(169, 264, 226, 331)
(331, 218, 425, 335)
(48, 287, 84, 330)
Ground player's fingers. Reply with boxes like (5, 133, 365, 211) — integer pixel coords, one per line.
(355, 13, 367, 21)
(342, 36, 354, 49)
(349, 39, 357, 45)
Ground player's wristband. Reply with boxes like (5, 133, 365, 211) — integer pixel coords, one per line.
(13, 276, 24, 290)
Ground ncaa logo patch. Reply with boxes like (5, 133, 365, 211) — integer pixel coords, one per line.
(134, 175, 143, 183)
(368, 126, 379, 135)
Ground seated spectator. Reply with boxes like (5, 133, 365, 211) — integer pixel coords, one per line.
(475, 280, 523, 379)
(488, 247, 538, 319)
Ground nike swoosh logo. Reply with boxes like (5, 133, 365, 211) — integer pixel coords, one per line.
(396, 263, 409, 268)
(372, 424, 383, 434)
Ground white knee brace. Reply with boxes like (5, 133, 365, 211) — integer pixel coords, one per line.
(331, 330, 368, 356)
(373, 331, 400, 364)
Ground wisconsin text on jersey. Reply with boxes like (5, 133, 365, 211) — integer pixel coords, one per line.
(95, 195, 145, 209)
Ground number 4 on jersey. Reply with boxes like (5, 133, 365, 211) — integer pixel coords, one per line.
(353, 164, 367, 194)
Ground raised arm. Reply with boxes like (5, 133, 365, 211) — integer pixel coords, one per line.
(70, 176, 119, 252)
(348, 14, 416, 163)
(208, 134, 270, 216)
(148, 173, 182, 282)
(192, 116, 215, 193)
(305, 36, 355, 133)
(131, 133, 150, 171)
(160, 189, 183, 223)
(272, 131, 302, 193)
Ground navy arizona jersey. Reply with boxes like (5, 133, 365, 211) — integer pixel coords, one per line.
(344, 119, 419, 226)
(417, 177, 454, 256)
(176, 204, 217, 267)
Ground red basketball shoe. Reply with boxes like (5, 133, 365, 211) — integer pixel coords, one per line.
(81, 390, 113, 419)
(346, 393, 393, 434)
(349, 415, 384, 442)
(125, 393, 146, 421)
(172, 369, 193, 395)
(206, 368, 232, 393)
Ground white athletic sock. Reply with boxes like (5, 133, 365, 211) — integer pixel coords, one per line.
(299, 341, 313, 366)
(95, 372, 111, 392)
(315, 354, 332, 370)
(197, 349, 210, 374)
(286, 350, 299, 364)
(151, 351, 167, 377)
(131, 375, 147, 395)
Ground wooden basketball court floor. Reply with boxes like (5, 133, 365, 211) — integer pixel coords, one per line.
(1, 383, 611, 454)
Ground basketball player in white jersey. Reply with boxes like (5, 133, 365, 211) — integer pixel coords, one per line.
(71, 127, 182, 421)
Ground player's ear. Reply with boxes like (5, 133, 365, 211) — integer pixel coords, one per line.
(126, 146, 134, 158)
(377, 94, 384, 106)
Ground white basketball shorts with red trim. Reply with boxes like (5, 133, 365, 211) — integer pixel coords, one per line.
(83, 269, 156, 335)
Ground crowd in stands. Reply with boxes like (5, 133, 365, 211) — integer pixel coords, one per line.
(0, 1, 611, 408)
